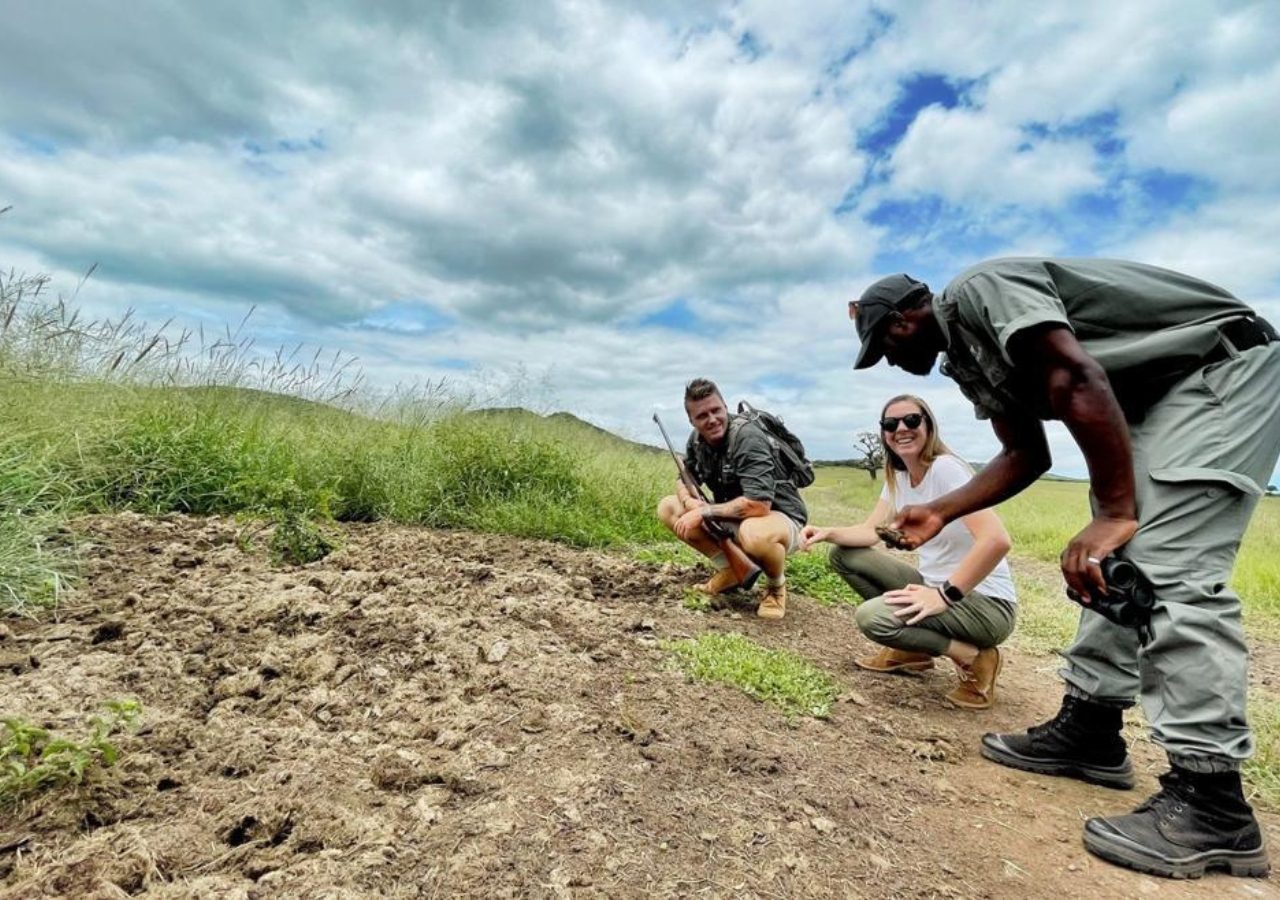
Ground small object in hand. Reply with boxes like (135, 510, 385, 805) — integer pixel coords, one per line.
(875, 524, 908, 549)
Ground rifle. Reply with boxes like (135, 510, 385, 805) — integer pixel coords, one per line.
(653, 413, 763, 591)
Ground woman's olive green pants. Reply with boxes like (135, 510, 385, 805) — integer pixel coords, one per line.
(829, 546, 1015, 656)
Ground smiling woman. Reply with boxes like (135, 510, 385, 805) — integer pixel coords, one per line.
(800, 394, 1018, 710)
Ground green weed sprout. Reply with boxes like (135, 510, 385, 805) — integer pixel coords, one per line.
(1, 699, 142, 806)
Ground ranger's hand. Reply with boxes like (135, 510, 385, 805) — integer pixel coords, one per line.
(1061, 515, 1139, 602)
(800, 525, 829, 550)
(674, 508, 708, 542)
(883, 583, 948, 625)
(888, 505, 946, 550)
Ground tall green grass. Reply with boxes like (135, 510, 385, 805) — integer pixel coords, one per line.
(0, 432, 77, 612)
(5, 383, 671, 530)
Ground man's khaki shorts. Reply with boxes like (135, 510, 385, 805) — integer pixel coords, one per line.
(726, 512, 803, 554)
(782, 515, 802, 555)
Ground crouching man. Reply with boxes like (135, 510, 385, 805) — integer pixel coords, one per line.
(657, 378, 808, 620)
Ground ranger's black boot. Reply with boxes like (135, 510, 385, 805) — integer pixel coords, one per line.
(980, 693, 1134, 789)
(1083, 767, 1270, 878)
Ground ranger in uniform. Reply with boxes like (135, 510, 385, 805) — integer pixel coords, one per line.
(849, 258, 1280, 879)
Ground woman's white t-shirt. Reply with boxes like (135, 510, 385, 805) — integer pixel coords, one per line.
(880, 454, 1017, 604)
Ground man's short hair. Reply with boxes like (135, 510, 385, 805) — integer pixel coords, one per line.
(684, 378, 722, 404)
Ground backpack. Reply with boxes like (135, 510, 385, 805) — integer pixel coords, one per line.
(732, 400, 815, 488)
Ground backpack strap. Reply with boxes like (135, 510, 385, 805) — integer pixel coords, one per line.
(729, 408, 799, 484)
(736, 401, 805, 475)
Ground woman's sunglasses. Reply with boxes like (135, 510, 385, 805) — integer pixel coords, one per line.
(880, 412, 926, 432)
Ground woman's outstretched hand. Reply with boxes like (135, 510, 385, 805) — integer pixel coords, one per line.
(800, 525, 829, 551)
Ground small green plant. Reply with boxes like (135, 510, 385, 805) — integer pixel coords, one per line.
(785, 551, 857, 606)
(664, 633, 838, 719)
(261, 478, 337, 566)
(632, 542, 700, 567)
(681, 587, 711, 612)
(1, 700, 142, 806)
(269, 508, 337, 565)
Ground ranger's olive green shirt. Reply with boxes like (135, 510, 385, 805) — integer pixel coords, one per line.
(686, 415, 809, 527)
(935, 257, 1254, 422)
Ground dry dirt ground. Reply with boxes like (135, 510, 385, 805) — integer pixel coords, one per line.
(2, 513, 1279, 899)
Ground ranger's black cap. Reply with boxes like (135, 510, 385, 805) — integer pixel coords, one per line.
(850, 274, 930, 369)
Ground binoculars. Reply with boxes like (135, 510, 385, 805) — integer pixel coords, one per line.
(1068, 556, 1156, 645)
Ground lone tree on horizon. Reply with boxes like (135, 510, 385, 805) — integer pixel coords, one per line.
(853, 431, 883, 480)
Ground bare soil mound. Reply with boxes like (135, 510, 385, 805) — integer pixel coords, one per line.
(2, 514, 1277, 898)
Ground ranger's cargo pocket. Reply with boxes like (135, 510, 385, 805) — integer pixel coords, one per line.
(1149, 467, 1260, 497)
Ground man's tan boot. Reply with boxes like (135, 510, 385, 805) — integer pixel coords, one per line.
(757, 583, 786, 620)
(701, 567, 741, 595)
(946, 647, 1002, 709)
(855, 647, 936, 673)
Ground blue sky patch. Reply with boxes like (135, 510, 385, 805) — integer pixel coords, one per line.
(861, 73, 972, 156)
(737, 30, 765, 60)
(358, 301, 456, 334)
(750, 373, 815, 393)
(243, 134, 326, 156)
(633, 297, 708, 333)
(15, 133, 59, 156)
(1134, 168, 1207, 209)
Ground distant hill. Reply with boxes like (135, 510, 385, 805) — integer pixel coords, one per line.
(469, 407, 664, 455)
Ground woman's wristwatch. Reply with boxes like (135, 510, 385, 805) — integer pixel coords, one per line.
(939, 579, 965, 606)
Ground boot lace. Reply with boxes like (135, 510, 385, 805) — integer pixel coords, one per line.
(1135, 772, 1194, 825)
(1026, 701, 1074, 740)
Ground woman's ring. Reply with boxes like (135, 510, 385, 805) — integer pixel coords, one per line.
(1086, 556, 1102, 566)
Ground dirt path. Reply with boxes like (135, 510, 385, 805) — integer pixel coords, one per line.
(2, 514, 1278, 898)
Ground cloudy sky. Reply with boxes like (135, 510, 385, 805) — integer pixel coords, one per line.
(3, 0, 1279, 478)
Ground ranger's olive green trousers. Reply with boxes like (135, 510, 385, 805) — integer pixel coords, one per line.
(829, 546, 1015, 656)
(1061, 341, 1280, 772)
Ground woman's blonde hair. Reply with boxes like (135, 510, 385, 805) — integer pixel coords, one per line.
(879, 394, 959, 508)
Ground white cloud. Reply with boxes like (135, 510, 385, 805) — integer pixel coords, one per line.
(1117, 195, 1280, 304)
(888, 106, 1102, 207)
(1126, 61, 1280, 190)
